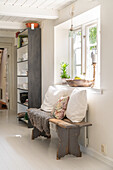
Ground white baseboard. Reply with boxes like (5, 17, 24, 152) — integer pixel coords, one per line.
(81, 146, 113, 168)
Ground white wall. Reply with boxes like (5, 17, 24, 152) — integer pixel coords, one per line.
(0, 30, 16, 38)
(54, 28, 69, 84)
(41, 20, 54, 101)
(41, 0, 113, 163)
(88, 0, 113, 160)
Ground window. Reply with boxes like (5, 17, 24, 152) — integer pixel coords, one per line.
(73, 29, 82, 77)
(70, 21, 100, 87)
(86, 23, 97, 80)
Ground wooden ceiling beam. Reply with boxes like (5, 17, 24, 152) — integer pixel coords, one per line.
(0, 4, 59, 20)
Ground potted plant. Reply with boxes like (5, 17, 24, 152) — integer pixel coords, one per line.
(60, 62, 70, 84)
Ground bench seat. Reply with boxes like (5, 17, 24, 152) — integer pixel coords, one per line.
(49, 118, 92, 128)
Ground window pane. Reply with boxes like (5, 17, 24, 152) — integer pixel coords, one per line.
(75, 66, 81, 77)
(89, 26, 97, 44)
(86, 25, 97, 80)
(73, 29, 82, 78)
(74, 31, 81, 49)
(75, 48, 81, 65)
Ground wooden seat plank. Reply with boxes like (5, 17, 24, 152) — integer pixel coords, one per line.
(63, 118, 92, 128)
(49, 118, 92, 128)
(49, 118, 76, 128)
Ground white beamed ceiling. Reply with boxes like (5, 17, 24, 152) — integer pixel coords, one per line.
(0, 0, 76, 23)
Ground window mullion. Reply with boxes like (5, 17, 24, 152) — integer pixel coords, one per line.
(82, 25, 86, 75)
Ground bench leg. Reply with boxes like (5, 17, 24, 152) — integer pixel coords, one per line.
(56, 126, 81, 159)
(57, 126, 69, 160)
(68, 128, 82, 157)
(32, 127, 51, 140)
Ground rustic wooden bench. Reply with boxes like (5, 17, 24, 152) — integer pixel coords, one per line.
(32, 117, 92, 160)
(49, 118, 92, 159)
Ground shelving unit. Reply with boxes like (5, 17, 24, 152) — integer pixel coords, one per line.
(17, 60, 28, 63)
(17, 44, 28, 49)
(17, 28, 41, 126)
(17, 75, 28, 77)
(17, 88, 28, 91)
(17, 102, 28, 107)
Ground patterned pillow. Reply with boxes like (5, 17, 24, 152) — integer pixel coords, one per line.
(52, 96, 69, 119)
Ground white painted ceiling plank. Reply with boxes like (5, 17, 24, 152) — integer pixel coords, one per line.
(20, 0, 28, 6)
(55, 1, 73, 10)
(4, 16, 11, 21)
(22, 0, 37, 7)
(0, 0, 77, 23)
(0, 15, 4, 19)
(44, 0, 58, 9)
(45, 0, 70, 9)
(36, 0, 47, 8)
(38, 0, 55, 8)
(46, 1, 65, 9)
(2, 0, 8, 5)
(55, 0, 76, 10)
(0, 4, 59, 19)
(4, 0, 17, 5)
(37, 0, 50, 7)
(29, 0, 38, 7)
(0, 0, 6, 3)
(13, 0, 27, 6)
(49, 0, 74, 9)
(0, 15, 6, 21)
(8, 16, 17, 22)
(31, 0, 48, 8)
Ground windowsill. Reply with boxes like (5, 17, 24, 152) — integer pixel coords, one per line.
(85, 87, 103, 94)
(54, 84, 103, 95)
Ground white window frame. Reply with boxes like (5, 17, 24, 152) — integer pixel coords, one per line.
(73, 27, 82, 76)
(85, 21, 100, 87)
(71, 20, 100, 88)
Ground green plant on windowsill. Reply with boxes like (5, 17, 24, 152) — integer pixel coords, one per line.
(60, 62, 70, 79)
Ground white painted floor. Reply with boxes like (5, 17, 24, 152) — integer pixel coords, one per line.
(0, 110, 112, 170)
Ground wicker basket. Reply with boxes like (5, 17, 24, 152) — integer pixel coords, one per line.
(66, 79, 93, 87)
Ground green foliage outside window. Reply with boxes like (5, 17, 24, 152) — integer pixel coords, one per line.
(89, 27, 97, 44)
(90, 46, 97, 50)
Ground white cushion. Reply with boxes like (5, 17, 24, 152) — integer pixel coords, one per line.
(66, 89, 87, 122)
(41, 86, 73, 112)
(55, 85, 74, 96)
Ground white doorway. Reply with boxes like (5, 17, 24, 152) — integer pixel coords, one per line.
(0, 48, 9, 109)
(0, 39, 16, 111)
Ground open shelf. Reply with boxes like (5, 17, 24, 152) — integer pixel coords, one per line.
(17, 60, 28, 63)
(17, 75, 28, 77)
(17, 102, 28, 107)
(17, 88, 28, 91)
(17, 44, 28, 49)
(19, 29, 28, 36)
(18, 117, 28, 124)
